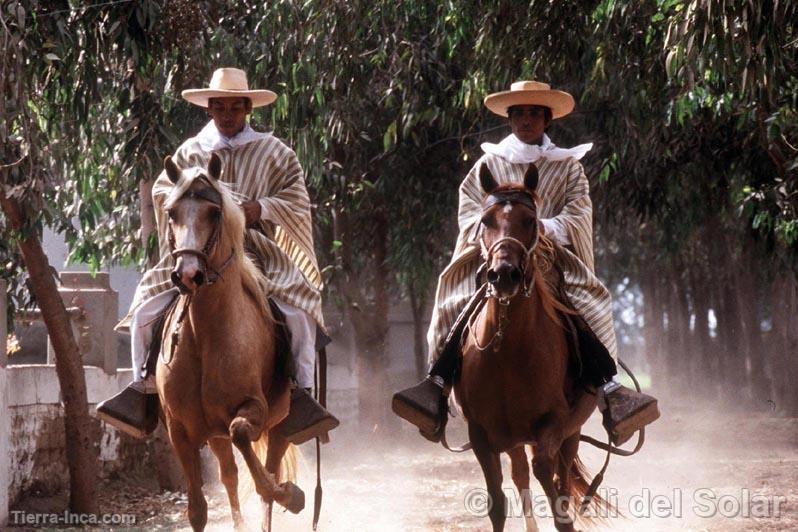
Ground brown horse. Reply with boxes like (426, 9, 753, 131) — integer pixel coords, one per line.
(156, 153, 302, 531)
(454, 163, 613, 532)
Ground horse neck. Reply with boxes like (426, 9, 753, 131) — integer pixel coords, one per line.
(190, 237, 245, 318)
(478, 282, 551, 349)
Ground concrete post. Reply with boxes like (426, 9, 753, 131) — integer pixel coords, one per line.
(46, 272, 118, 374)
(1, 279, 10, 526)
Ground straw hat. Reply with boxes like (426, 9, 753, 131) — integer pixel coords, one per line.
(484, 80, 575, 119)
(181, 68, 277, 108)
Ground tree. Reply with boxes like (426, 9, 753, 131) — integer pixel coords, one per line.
(1, 0, 99, 513)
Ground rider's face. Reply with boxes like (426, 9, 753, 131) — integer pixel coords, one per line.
(207, 97, 251, 138)
(509, 105, 551, 145)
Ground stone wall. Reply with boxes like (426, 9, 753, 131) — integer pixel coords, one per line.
(6, 366, 150, 508)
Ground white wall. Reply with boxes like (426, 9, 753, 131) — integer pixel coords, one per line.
(1, 279, 9, 526)
(6, 366, 134, 506)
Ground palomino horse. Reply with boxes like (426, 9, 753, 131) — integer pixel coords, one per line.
(157, 153, 303, 531)
(455, 164, 613, 532)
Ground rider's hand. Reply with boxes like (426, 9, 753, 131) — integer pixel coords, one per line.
(240, 200, 262, 227)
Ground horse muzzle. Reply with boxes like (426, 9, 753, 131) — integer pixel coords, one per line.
(171, 255, 206, 294)
(486, 261, 523, 299)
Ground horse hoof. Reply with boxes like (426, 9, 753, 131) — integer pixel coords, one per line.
(278, 481, 305, 514)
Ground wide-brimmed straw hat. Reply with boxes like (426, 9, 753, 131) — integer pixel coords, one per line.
(181, 68, 277, 108)
(484, 80, 575, 119)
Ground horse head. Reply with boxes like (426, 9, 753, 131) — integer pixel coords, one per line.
(478, 163, 540, 300)
(163, 153, 237, 294)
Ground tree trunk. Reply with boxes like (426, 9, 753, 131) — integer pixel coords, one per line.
(770, 274, 798, 415)
(640, 270, 666, 386)
(332, 205, 391, 431)
(667, 268, 691, 397)
(719, 278, 748, 401)
(691, 272, 715, 398)
(735, 262, 770, 406)
(0, 191, 99, 514)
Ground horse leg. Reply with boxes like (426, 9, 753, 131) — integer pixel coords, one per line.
(167, 423, 208, 531)
(261, 432, 291, 532)
(507, 446, 538, 532)
(562, 390, 597, 439)
(469, 423, 506, 532)
(208, 437, 243, 529)
(229, 399, 303, 513)
(531, 418, 575, 532)
(556, 433, 581, 531)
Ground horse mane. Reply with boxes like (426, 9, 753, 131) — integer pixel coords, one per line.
(164, 170, 274, 325)
(533, 234, 578, 325)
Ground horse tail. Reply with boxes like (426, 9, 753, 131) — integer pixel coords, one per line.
(251, 432, 298, 483)
(564, 454, 617, 526)
(240, 433, 299, 502)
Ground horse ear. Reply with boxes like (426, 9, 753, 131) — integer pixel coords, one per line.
(524, 163, 539, 192)
(208, 153, 222, 181)
(164, 156, 180, 184)
(479, 163, 498, 193)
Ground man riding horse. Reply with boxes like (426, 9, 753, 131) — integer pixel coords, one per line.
(98, 68, 339, 444)
(393, 80, 659, 446)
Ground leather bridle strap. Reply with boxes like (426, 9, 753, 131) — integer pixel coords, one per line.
(167, 182, 235, 287)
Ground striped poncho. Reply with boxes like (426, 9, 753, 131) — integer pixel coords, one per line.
(121, 131, 324, 329)
(426, 152, 618, 362)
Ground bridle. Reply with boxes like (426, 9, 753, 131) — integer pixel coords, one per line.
(167, 183, 235, 293)
(466, 188, 540, 352)
(478, 189, 539, 302)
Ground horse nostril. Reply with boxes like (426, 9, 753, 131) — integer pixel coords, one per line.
(510, 268, 522, 284)
(171, 271, 181, 286)
(487, 269, 499, 285)
(193, 270, 205, 286)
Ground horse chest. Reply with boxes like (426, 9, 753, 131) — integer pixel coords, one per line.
(459, 346, 566, 448)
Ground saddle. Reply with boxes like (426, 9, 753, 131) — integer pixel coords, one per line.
(142, 297, 331, 382)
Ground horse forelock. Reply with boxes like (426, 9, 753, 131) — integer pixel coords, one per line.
(482, 184, 540, 213)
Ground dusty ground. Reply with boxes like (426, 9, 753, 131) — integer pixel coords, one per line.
(10, 401, 798, 531)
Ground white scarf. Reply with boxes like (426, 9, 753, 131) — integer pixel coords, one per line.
(481, 133, 592, 164)
(195, 120, 270, 152)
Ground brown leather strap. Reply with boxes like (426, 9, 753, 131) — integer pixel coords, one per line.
(578, 358, 648, 513)
(312, 346, 328, 530)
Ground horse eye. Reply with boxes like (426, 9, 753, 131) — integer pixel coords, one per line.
(208, 207, 221, 220)
(523, 216, 535, 227)
(481, 215, 495, 228)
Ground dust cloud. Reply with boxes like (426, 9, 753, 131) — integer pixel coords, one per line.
(181, 386, 796, 532)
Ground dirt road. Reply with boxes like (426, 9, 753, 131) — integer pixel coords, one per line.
(95, 402, 797, 532)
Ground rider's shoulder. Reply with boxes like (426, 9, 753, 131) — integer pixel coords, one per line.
(471, 152, 511, 173)
(255, 133, 294, 153)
